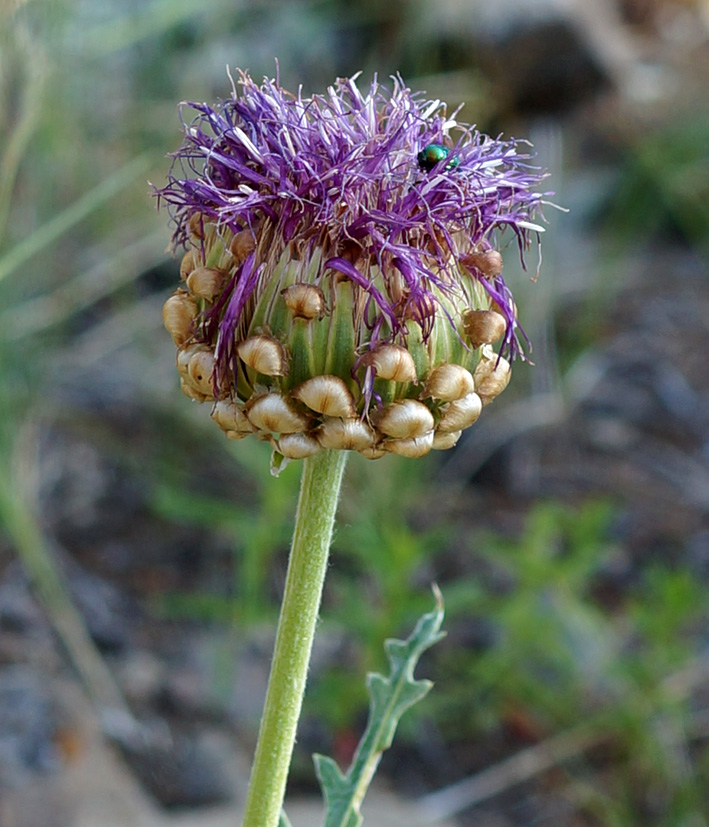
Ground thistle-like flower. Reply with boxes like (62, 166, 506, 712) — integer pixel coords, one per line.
(157, 70, 548, 465)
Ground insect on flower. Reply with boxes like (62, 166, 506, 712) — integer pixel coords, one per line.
(417, 143, 460, 172)
(156, 69, 551, 467)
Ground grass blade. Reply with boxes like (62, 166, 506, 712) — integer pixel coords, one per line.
(0, 153, 152, 285)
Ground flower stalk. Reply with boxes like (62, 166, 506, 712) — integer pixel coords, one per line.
(242, 449, 347, 827)
(156, 68, 551, 825)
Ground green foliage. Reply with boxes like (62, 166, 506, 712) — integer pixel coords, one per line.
(150, 439, 300, 625)
(433, 500, 709, 822)
(629, 566, 705, 667)
(311, 592, 445, 827)
(605, 116, 709, 256)
(333, 454, 447, 633)
(442, 500, 619, 731)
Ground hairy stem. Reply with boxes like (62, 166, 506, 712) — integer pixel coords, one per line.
(242, 449, 348, 827)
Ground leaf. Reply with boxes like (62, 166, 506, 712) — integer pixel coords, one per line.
(314, 587, 446, 827)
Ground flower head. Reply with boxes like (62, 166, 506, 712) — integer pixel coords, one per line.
(157, 69, 549, 466)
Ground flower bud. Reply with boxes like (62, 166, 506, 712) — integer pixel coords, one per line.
(317, 417, 375, 451)
(180, 377, 207, 403)
(462, 309, 507, 348)
(237, 335, 289, 377)
(189, 212, 208, 240)
(185, 348, 217, 398)
(363, 344, 417, 383)
(186, 267, 227, 301)
(491, 298, 517, 319)
(461, 249, 503, 278)
(358, 445, 387, 460)
(180, 250, 196, 280)
(277, 432, 322, 459)
(230, 229, 256, 263)
(372, 399, 434, 439)
(163, 290, 198, 346)
(432, 429, 462, 450)
(475, 357, 511, 405)
(176, 343, 207, 378)
(386, 431, 434, 458)
(472, 345, 496, 384)
(437, 392, 482, 432)
(292, 376, 356, 418)
(211, 400, 252, 434)
(281, 284, 325, 320)
(422, 364, 474, 401)
(246, 393, 311, 433)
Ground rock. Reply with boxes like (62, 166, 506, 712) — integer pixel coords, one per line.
(472, 11, 611, 114)
(112, 720, 234, 809)
(116, 650, 166, 707)
(64, 557, 137, 653)
(0, 666, 62, 789)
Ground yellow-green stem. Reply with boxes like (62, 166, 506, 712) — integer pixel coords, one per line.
(242, 449, 348, 827)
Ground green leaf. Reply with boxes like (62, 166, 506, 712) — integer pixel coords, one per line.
(314, 588, 445, 827)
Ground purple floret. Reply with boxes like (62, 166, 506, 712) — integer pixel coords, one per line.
(156, 69, 550, 363)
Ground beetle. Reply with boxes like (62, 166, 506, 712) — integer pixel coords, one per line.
(417, 143, 459, 172)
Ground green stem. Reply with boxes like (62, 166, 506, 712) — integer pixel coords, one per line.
(242, 449, 348, 827)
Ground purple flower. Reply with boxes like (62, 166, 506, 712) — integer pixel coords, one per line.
(158, 70, 550, 463)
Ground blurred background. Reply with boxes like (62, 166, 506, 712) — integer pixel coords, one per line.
(1, 0, 709, 825)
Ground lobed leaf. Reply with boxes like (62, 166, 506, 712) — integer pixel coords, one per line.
(314, 587, 445, 827)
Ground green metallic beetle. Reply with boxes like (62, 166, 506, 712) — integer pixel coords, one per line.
(417, 143, 460, 172)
